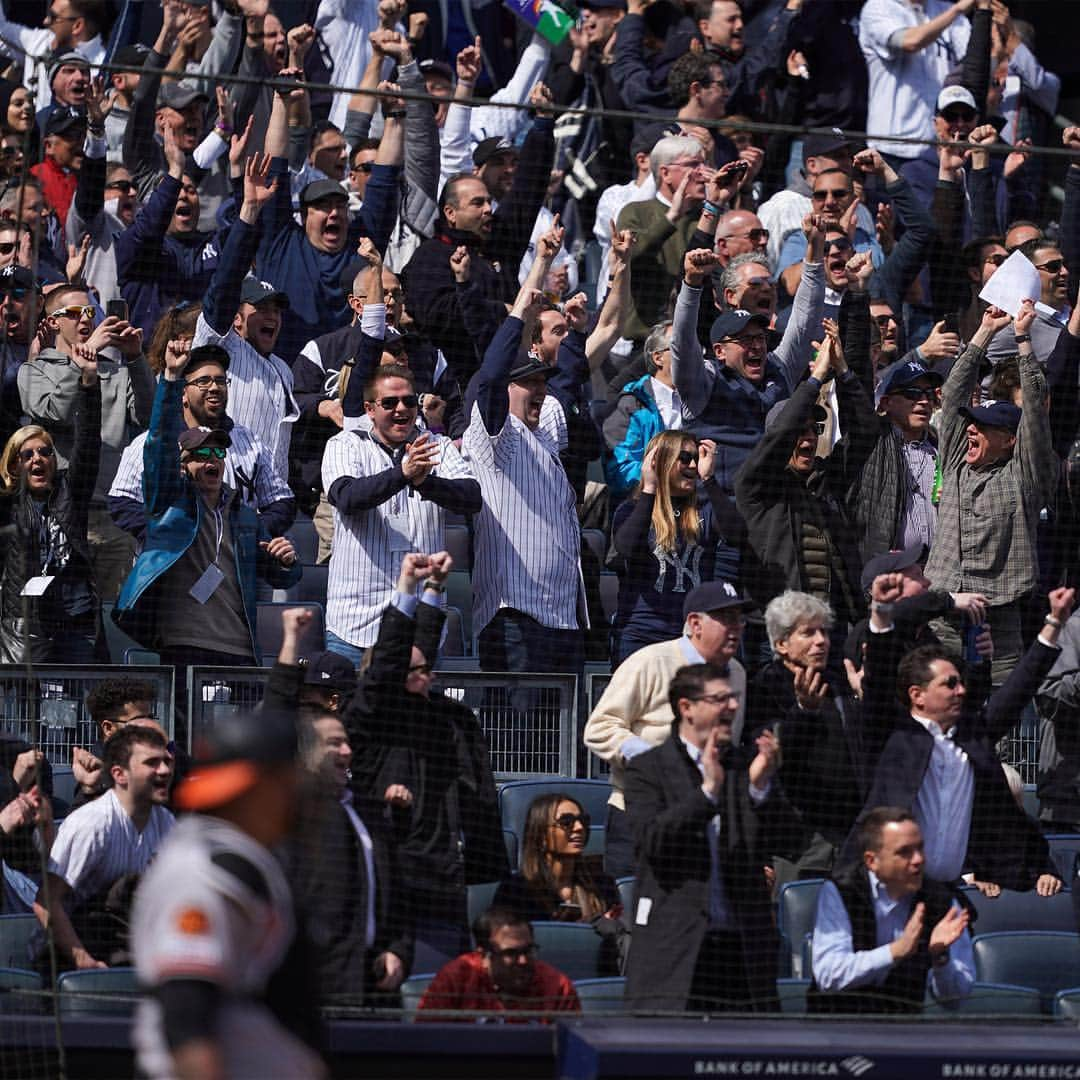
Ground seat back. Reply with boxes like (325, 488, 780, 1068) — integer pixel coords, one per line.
(961, 886, 1075, 935)
(288, 516, 320, 566)
(1046, 834, 1080, 885)
(776, 879, 825, 978)
(400, 973, 436, 1021)
(467, 881, 501, 934)
(0, 967, 43, 1014)
(499, 780, 612, 870)
(1054, 986, 1080, 1019)
(256, 601, 324, 664)
(56, 967, 139, 1015)
(531, 921, 605, 981)
(574, 976, 625, 1014)
(973, 931, 1080, 1008)
(776, 977, 810, 1015)
(50, 765, 77, 807)
(923, 981, 1044, 1016)
(0, 914, 36, 970)
(444, 525, 471, 571)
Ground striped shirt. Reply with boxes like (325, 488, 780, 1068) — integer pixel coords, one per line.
(898, 437, 937, 551)
(463, 397, 585, 634)
(322, 420, 474, 647)
(110, 422, 293, 513)
(48, 789, 174, 902)
(192, 313, 300, 483)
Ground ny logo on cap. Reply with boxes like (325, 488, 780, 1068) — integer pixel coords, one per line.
(259, 281, 275, 291)
(734, 309, 751, 318)
(722, 582, 738, 597)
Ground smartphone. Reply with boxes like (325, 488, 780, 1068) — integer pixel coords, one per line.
(943, 311, 960, 335)
(556, 902, 583, 921)
(106, 298, 128, 322)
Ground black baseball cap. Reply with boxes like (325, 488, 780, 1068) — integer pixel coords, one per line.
(860, 542, 926, 593)
(683, 581, 754, 620)
(878, 357, 944, 397)
(473, 136, 517, 169)
(0, 265, 38, 292)
(176, 708, 297, 811)
(802, 131, 850, 163)
(157, 81, 209, 111)
(113, 43, 150, 68)
(507, 357, 556, 383)
(300, 650, 357, 693)
(630, 120, 681, 160)
(44, 106, 86, 139)
(419, 58, 455, 84)
(239, 277, 290, 309)
(183, 344, 230, 377)
(300, 178, 348, 206)
(764, 398, 827, 433)
(178, 426, 231, 453)
(710, 308, 770, 344)
(959, 400, 1021, 433)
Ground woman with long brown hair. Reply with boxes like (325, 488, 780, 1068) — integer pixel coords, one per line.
(0, 347, 103, 661)
(608, 429, 746, 666)
(493, 792, 620, 925)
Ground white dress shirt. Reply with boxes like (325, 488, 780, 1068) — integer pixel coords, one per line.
(812, 872, 975, 1000)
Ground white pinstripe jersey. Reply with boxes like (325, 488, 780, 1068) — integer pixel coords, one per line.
(48, 789, 174, 902)
(321, 420, 474, 647)
(192, 314, 300, 483)
(462, 397, 585, 634)
(109, 423, 293, 512)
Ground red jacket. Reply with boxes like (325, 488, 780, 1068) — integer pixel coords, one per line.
(417, 951, 581, 1021)
(30, 157, 78, 230)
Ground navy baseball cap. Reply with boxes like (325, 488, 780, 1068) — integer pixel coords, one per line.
(507, 357, 556, 382)
(0, 265, 39, 292)
(157, 81, 209, 111)
(710, 308, 770, 344)
(764, 399, 828, 433)
(419, 58, 455, 84)
(959, 400, 1021, 433)
(473, 136, 517, 169)
(300, 178, 349, 205)
(179, 426, 231, 453)
(300, 650, 357, 693)
(683, 580, 754, 620)
(630, 120, 681, 160)
(802, 131, 850, 164)
(44, 106, 86, 139)
(183, 344, 230, 376)
(878, 358, 944, 397)
(240, 277, 290, 309)
(860, 541, 926, 593)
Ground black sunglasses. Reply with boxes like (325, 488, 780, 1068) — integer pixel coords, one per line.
(106, 179, 135, 193)
(895, 386, 936, 401)
(1036, 258, 1065, 274)
(873, 313, 897, 328)
(826, 237, 853, 253)
(408, 662, 433, 675)
(675, 450, 697, 466)
(0, 241, 14, 255)
(553, 811, 590, 831)
(351, 161, 374, 174)
(1, 286, 29, 300)
(812, 188, 851, 201)
(19, 444, 54, 462)
(984, 252, 1007, 267)
(939, 675, 962, 689)
(371, 394, 418, 410)
(191, 446, 226, 460)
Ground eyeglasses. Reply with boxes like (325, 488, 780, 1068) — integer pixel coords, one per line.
(45, 9, 76, 22)
(0, 242, 14, 255)
(941, 107, 977, 123)
(1036, 258, 1066, 274)
(407, 662, 433, 675)
(812, 188, 852, 201)
(124, 713, 158, 723)
(873, 313, 897, 328)
(370, 394, 418, 410)
(729, 228, 768, 242)
(18, 445, 54, 463)
(726, 333, 767, 350)
(0, 148, 19, 159)
(0, 286, 29, 301)
(350, 161, 375, 173)
(936, 675, 963, 689)
(669, 159, 704, 170)
(54, 304, 94, 320)
(487, 943, 538, 961)
(186, 375, 229, 389)
(894, 386, 936, 401)
(106, 179, 135, 193)
(190, 446, 227, 460)
(553, 811, 590, 832)
(984, 252, 1007, 267)
(826, 237, 853, 254)
(692, 691, 741, 705)
(675, 450, 698, 466)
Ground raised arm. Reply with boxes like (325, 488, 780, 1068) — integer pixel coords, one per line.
(1013, 300, 1058, 499)
(773, 214, 826, 389)
(671, 249, 721, 418)
(587, 222, 635, 375)
(144, 341, 191, 517)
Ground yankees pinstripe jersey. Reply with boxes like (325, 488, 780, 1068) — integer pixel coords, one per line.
(192, 314, 300, 483)
(463, 396, 586, 635)
(48, 789, 174, 902)
(322, 421, 475, 647)
(109, 423, 293, 513)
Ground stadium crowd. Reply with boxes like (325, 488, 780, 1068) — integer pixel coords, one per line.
(2, 0, 1080, 1068)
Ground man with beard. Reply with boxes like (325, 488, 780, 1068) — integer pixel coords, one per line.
(108, 344, 296, 542)
(192, 154, 298, 485)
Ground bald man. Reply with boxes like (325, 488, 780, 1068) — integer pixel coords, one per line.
(716, 210, 768, 266)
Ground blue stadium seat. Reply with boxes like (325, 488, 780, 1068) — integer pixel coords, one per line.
(0, 967, 42, 1014)
(444, 525, 471, 571)
(598, 574, 619, 625)
(101, 601, 147, 664)
(443, 606, 466, 658)
(399, 972, 436, 1021)
(288, 515, 320, 566)
(581, 529, 606, 567)
(531, 922, 605, 981)
(0, 914, 36, 970)
(445, 572, 473, 652)
(256, 601, 324, 665)
(502, 829, 518, 868)
(124, 648, 161, 665)
(467, 881, 500, 933)
(57, 967, 139, 1015)
(961, 885, 1075, 934)
(1046, 834, 1080, 886)
(776, 879, 825, 978)
(280, 563, 329, 607)
(973, 931, 1080, 1010)
(574, 976, 625, 1014)
(924, 982, 1043, 1016)
(776, 977, 810, 1015)
(1053, 986, 1080, 1019)
(616, 877, 636, 917)
(499, 780, 612, 871)
(1022, 784, 1039, 821)
(50, 765, 77, 807)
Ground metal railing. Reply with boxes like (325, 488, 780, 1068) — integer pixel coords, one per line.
(187, 666, 580, 778)
(0, 666, 176, 761)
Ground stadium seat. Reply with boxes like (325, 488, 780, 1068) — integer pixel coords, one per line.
(776, 977, 810, 1015)
(531, 922, 605, 981)
(972, 931, 1080, 1009)
(256, 602, 324, 665)
(50, 765, 77, 807)
(400, 973, 436, 1021)
(924, 982, 1043, 1016)
(598, 574, 619, 625)
(1053, 987, 1080, 1019)
(467, 881, 500, 932)
(499, 780, 612, 870)
(581, 529, 607, 567)
(502, 830, 518, 868)
(1046, 834, 1080, 886)
(443, 606, 466, 658)
(56, 967, 139, 1015)
(445, 572, 473, 651)
(280, 563, 329, 607)
(961, 886, 1075, 934)
(0, 914, 36, 970)
(574, 976, 625, 1014)
(101, 601, 148, 664)
(776, 879, 825, 978)
(444, 525, 471, 571)
(124, 648, 161, 665)
(0, 967, 42, 1014)
(616, 877, 636, 917)
(288, 515, 320, 566)
(1022, 784, 1039, 821)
